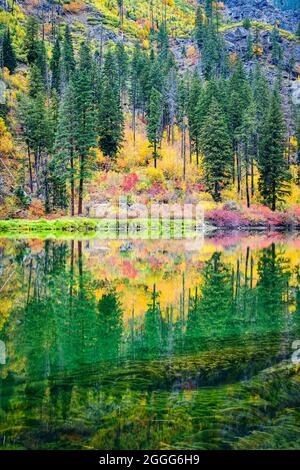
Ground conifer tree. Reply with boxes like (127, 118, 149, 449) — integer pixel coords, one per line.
(238, 98, 257, 207)
(62, 25, 75, 85)
(50, 37, 61, 94)
(188, 72, 202, 164)
(157, 23, 169, 60)
(24, 17, 39, 64)
(1, 28, 17, 72)
(115, 41, 128, 100)
(130, 43, 143, 142)
(200, 98, 232, 201)
(35, 40, 48, 85)
(205, 0, 213, 22)
(53, 82, 76, 213)
(147, 88, 163, 168)
(195, 6, 205, 48)
(258, 90, 291, 210)
(74, 43, 97, 215)
(246, 32, 254, 60)
(177, 78, 188, 178)
(271, 27, 283, 67)
(98, 50, 124, 159)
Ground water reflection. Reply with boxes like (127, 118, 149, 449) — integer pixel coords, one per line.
(0, 234, 300, 449)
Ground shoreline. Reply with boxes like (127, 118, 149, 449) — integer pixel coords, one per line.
(0, 217, 300, 235)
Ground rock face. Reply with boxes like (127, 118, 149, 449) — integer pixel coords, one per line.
(222, 0, 300, 32)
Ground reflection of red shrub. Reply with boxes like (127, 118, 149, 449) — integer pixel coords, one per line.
(122, 173, 139, 192)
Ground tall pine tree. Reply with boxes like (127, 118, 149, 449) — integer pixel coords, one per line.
(200, 98, 232, 201)
(258, 90, 291, 211)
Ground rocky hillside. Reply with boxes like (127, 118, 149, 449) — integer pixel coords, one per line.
(224, 0, 300, 32)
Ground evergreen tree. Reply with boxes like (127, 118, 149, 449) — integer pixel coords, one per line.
(176, 78, 188, 178)
(271, 27, 283, 67)
(258, 90, 291, 210)
(202, 25, 229, 79)
(157, 23, 169, 60)
(115, 41, 128, 99)
(130, 43, 143, 142)
(195, 6, 205, 48)
(98, 50, 124, 159)
(246, 32, 254, 60)
(200, 98, 232, 201)
(24, 17, 39, 64)
(62, 25, 75, 85)
(147, 88, 163, 168)
(53, 82, 76, 213)
(74, 43, 97, 215)
(1, 28, 17, 72)
(238, 98, 257, 207)
(205, 0, 213, 22)
(28, 64, 45, 98)
(35, 40, 48, 85)
(50, 37, 61, 94)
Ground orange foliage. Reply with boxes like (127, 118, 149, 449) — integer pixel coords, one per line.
(63, 1, 87, 14)
(28, 199, 45, 218)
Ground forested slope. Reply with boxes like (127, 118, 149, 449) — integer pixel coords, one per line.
(0, 0, 300, 227)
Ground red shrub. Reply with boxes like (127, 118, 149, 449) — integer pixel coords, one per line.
(122, 173, 139, 192)
(206, 209, 245, 228)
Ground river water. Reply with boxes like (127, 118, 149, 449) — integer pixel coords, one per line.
(0, 233, 300, 449)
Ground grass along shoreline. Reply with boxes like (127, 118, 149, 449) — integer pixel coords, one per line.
(0, 212, 300, 234)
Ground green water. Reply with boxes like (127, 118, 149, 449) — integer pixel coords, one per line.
(1, 234, 300, 450)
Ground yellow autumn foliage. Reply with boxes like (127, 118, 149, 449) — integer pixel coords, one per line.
(0, 119, 14, 155)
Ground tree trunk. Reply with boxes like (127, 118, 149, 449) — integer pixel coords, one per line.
(70, 150, 75, 217)
(251, 155, 255, 197)
(78, 155, 84, 215)
(28, 146, 33, 192)
(132, 100, 136, 145)
(154, 141, 157, 168)
(237, 151, 241, 195)
(245, 149, 250, 208)
(272, 181, 276, 212)
(183, 126, 186, 181)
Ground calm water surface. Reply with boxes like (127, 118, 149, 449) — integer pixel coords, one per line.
(1, 233, 300, 450)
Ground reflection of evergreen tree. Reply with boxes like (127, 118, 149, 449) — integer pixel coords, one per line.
(142, 285, 163, 359)
(97, 291, 123, 362)
(256, 244, 291, 334)
(186, 253, 235, 344)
